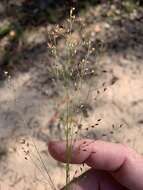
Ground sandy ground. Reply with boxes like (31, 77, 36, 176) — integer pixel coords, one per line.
(0, 4, 143, 190)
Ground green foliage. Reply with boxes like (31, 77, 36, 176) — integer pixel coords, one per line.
(0, 22, 11, 38)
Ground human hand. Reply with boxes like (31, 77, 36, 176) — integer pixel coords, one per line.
(48, 139, 143, 190)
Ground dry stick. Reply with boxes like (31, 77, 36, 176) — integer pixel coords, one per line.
(28, 153, 50, 185)
(22, 138, 60, 188)
(65, 92, 70, 188)
(31, 139, 57, 190)
(18, 112, 56, 190)
(10, 80, 55, 188)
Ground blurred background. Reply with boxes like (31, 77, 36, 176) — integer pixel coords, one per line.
(0, 0, 143, 190)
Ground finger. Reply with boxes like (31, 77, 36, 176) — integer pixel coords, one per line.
(48, 139, 126, 169)
(48, 139, 92, 164)
(48, 139, 143, 190)
(61, 169, 127, 190)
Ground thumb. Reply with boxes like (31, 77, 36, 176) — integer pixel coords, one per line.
(48, 139, 143, 190)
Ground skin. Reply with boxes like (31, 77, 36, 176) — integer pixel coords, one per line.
(48, 139, 143, 190)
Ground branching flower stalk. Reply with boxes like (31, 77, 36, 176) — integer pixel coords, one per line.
(46, 7, 102, 189)
(18, 6, 111, 190)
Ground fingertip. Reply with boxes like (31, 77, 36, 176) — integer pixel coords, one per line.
(48, 140, 66, 161)
(48, 140, 92, 164)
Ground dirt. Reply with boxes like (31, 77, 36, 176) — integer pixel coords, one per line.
(0, 3, 143, 190)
